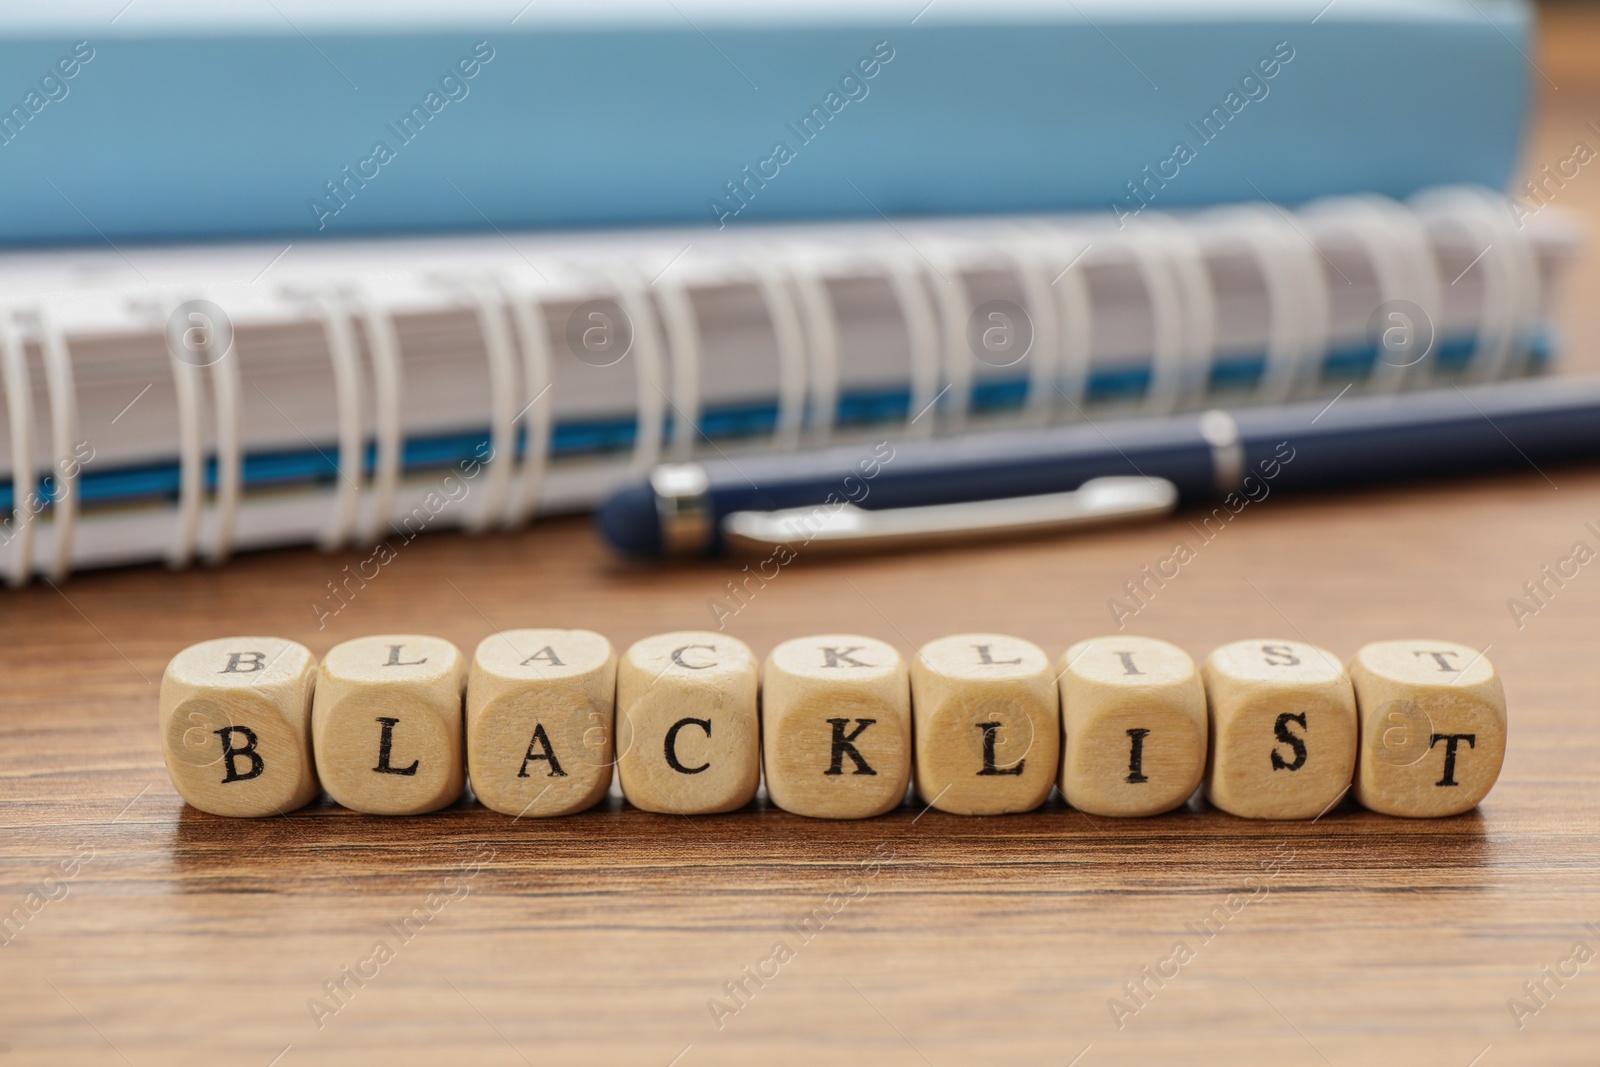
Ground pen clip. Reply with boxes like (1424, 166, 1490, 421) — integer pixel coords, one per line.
(721, 476, 1178, 555)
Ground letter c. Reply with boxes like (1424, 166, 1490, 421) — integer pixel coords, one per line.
(664, 717, 712, 774)
(671, 644, 717, 669)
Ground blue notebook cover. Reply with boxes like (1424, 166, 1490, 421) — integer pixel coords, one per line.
(0, 0, 1532, 245)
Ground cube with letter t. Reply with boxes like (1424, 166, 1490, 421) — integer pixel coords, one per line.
(1349, 639, 1505, 817)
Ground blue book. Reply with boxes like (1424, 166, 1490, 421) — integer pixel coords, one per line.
(0, 0, 1532, 245)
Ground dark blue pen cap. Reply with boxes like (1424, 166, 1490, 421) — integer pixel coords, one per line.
(596, 483, 662, 559)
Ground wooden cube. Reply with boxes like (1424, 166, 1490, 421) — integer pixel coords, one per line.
(616, 631, 760, 814)
(158, 637, 320, 817)
(312, 634, 466, 815)
(910, 633, 1058, 815)
(466, 629, 616, 818)
(1349, 639, 1506, 817)
(1202, 639, 1357, 819)
(763, 634, 910, 819)
(1058, 635, 1206, 817)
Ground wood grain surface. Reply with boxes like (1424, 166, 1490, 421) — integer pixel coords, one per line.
(6, 9, 1600, 1064)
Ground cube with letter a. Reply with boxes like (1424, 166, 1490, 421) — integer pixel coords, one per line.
(1202, 639, 1357, 819)
(467, 629, 616, 818)
(159, 637, 319, 817)
(312, 634, 466, 815)
(911, 633, 1059, 815)
(763, 634, 910, 819)
(1058, 635, 1207, 817)
(616, 631, 760, 814)
(1349, 639, 1505, 817)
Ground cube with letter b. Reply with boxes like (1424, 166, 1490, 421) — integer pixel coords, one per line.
(466, 629, 616, 818)
(1202, 639, 1357, 819)
(616, 631, 760, 814)
(312, 634, 466, 815)
(1058, 635, 1207, 817)
(763, 634, 910, 819)
(910, 633, 1059, 815)
(1349, 639, 1505, 817)
(159, 637, 319, 817)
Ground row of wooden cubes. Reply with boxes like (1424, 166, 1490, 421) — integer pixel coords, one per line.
(160, 631, 1505, 821)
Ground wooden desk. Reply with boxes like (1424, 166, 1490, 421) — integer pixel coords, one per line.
(6, 9, 1600, 1064)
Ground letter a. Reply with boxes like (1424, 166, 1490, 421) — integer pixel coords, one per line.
(518, 723, 568, 778)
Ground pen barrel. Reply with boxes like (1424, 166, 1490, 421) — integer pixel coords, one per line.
(696, 417, 1221, 552)
(599, 376, 1600, 559)
(1234, 376, 1600, 494)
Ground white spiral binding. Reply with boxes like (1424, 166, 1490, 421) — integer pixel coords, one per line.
(1004, 234, 1061, 427)
(1411, 185, 1540, 384)
(205, 309, 242, 565)
(1203, 205, 1331, 404)
(1, 312, 35, 587)
(504, 281, 553, 527)
(1039, 227, 1095, 420)
(927, 246, 975, 430)
(464, 283, 519, 533)
(654, 275, 704, 462)
(166, 304, 205, 570)
(1116, 221, 1189, 414)
(878, 249, 942, 437)
(356, 295, 404, 545)
(1306, 195, 1444, 394)
(607, 268, 667, 473)
(37, 308, 79, 581)
(315, 291, 365, 551)
(4, 192, 1551, 581)
(791, 263, 840, 444)
(1139, 214, 1217, 411)
(749, 256, 807, 451)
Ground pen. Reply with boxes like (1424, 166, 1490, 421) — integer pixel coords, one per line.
(596, 375, 1600, 560)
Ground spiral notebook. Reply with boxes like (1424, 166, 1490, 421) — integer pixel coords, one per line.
(0, 186, 1579, 584)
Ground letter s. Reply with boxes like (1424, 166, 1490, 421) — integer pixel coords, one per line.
(73, 41, 95, 62)
(473, 40, 496, 62)
(872, 40, 895, 62)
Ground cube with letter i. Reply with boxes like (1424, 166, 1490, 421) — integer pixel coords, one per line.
(159, 637, 319, 817)
(910, 633, 1059, 815)
(466, 629, 616, 818)
(1349, 639, 1506, 817)
(312, 635, 466, 815)
(762, 634, 910, 819)
(616, 631, 760, 815)
(1058, 636, 1207, 817)
(1202, 639, 1357, 819)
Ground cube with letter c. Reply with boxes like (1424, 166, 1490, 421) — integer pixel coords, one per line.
(616, 631, 759, 814)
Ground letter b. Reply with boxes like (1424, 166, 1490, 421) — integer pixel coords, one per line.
(215, 726, 265, 783)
